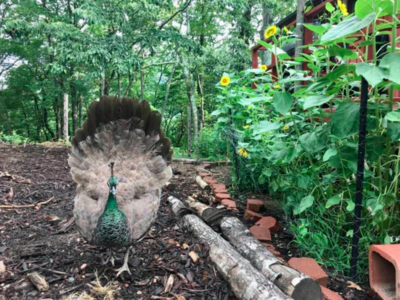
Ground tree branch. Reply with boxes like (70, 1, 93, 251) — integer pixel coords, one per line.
(158, 0, 192, 30)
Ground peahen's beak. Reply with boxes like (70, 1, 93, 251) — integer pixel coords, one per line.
(111, 186, 117, 195)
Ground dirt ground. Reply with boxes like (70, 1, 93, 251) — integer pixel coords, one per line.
(0, 143, 235, 300)
(0, 143, 375, 300)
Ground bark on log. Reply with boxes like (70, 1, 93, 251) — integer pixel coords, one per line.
(220, 217, 322, 300)
(172, 158, 204, 164)
(182, 199, 322, 300)
(196, 175, 211, 191)
(168, 196, 293, 300)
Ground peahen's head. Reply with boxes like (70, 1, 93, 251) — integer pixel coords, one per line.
(108, 162, 118, 196)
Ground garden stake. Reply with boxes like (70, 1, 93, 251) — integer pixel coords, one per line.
(350, 76, 368, 279)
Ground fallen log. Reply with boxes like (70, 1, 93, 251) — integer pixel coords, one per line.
(168, 196, 292, 300)
(195, 176, 211, 191)
(183, 199, 322, 300)
(172, 158, 204, 164)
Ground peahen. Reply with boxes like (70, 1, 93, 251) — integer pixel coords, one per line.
(68, 96, 173, 276)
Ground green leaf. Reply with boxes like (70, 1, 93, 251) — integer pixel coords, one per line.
(326, 194, 342, 208)
(258, 40, 291, 59)
(328, 45, 358, 60)
(294, 195, 315, 215)
(346, 230, 354, 238)
(303, 94, 335, 109)
(380, 53, 400, 84)
(239, 96, 271, 106)
(321, 13, 377, 43)
(346, 200, 355, 212)
(384, 235, 392, 244)
(252, 120, 281, 135)
(273, 92, 293, 115)
(355, 63, 386, 87)
(387, 122, 400, 141)
(323, 149, 338, 162)
(355, 0, 394, 19)
(303, 24, 327, 35)
(326, 2, 335, 12)
(299, 126, 330, 154)
(331, 101, 359, 138)
(384, 111, 400, 122)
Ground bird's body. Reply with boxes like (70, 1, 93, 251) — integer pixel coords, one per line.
(68, 96, 172, 274)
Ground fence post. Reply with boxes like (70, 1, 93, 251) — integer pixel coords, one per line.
(350, 76, 369, 279)
(63, 93, 69, 143)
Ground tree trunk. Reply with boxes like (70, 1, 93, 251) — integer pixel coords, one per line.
(78, 96, 82, 128)
(63, 93, 69, 143)
(295, 0, 305, 71)
(43, 108, 56, 141)
(260, 3, 271, 65)
(197, 74, 205, 129)
(187, 103, 192, 157)
(141, 68, 145, 101)
(168, 196, 292, 300)
(161, 64, 176, 120)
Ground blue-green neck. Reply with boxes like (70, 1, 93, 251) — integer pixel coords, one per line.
(104, 193, 119, 213)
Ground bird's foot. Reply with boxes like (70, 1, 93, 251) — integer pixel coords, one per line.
(101, 248, 118, 266)
(116, 246, 132, 277)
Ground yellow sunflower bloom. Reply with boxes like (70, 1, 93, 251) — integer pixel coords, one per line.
(244, 125, 250, 129)
(220, 76, 231, 87)
(274, 84, 280, 89)
(264, 25, 277, 39)
(260, 64, 268, 71)
(338, 0, 348, 16)
(238, 148, 248, 158)
(283, 125, 289, 130)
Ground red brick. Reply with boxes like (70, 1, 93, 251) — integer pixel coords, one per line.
(221, 200, 236, 210)
(263, 243, 281, 256)
(249, 226, 271, 242)
(244, 210, 263, 222)
(246, 199, 264, 212)
(203, 177, 218, 184)
(288, 258, 328, 287)
(256, 217, 281, 233)
(214, 188, 228, 194)
(369, 244, 400, 300)
(211, 184, 226, 190)
(321, 286, 344, 300)
(202, 163, 211, 169)
(215, 193, 231, 201)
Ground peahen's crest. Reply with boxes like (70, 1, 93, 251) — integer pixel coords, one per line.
(68, 96, 173, 245)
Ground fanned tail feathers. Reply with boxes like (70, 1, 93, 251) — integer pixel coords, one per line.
(68, 96, 173, 241)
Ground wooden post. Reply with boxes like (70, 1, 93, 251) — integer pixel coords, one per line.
(63, 93, 69, 143)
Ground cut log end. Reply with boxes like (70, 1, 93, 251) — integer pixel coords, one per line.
(291, 277, 323, 300)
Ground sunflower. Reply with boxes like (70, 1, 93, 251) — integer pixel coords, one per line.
(220, 76, 230, 86)
(238, 148, 248, 158)
(283, 125, 289, 130)
(260, 64, 268, 71)
(244, 125, 250, 129)
(248, 105, 252, 110)
(264, 25, 277, 39)
(338, 0, 348, 16)
(274, 84, 280, 89)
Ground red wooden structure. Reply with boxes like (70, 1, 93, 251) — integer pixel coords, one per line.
(251, 0, 400, 101)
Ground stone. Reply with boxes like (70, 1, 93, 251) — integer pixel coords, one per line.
(249, 226, 271, 242)
(369, 244, 400, 300)
(263, 243, 281, 256)
(221, 200, 236, 210)
(321, 286, 344, 300)
(244, 210, 263, 222)
(256, 217, 281, 233)
(214, 188, 228, 194)
(246, 199, 264, 212)
(288, 257, 328, 287)
(215, 193, 231, 201)
(203, 177, 218, 184)
(211, 184, 226, 190)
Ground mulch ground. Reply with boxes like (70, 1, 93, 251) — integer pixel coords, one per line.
(0, 143, 377, 300)
(0, 143, 235, 300)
